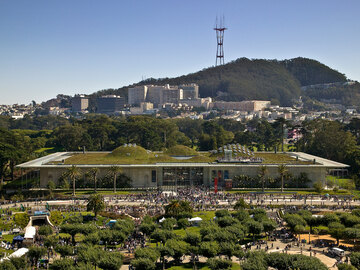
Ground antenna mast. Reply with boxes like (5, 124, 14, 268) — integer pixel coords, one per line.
(214, 15, 227, 66)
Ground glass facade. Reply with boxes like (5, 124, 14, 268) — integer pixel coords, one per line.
(162, 167, 204, 186)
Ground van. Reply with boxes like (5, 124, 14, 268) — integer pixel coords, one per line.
(329, 247, 345, 257)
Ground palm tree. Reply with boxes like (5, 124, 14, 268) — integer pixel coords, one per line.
(278, 164, 288, 192)
(87, 168, 99, 192)
(87, 193, 105, 218)
(108, 166, 121, 193)
(65, 165, 81, 196)
(258, 165, 268, 192)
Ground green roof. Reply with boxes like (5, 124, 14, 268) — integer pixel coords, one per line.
(58, 148, 312, 165)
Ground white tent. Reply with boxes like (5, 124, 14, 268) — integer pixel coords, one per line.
(188, 217, 203, 226)
(24, 226, 36, 239)
(159, 217, 166, 223)
(188, 217, 202, 222)
(0, 248, 29, 262)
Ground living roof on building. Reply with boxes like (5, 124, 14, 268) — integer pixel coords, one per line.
(17, 144, 349, 169)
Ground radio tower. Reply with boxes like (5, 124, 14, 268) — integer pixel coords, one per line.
(214, 16, 227, 66)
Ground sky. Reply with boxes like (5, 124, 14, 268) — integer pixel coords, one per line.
(1, 0, 360, 105)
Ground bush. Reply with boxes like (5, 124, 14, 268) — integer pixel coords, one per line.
(38, 225, 53, 237)
(177, 218, 190, 229)
(131, 258, 156, 270)
(350, 252, 360, 269)
(313, 181, 324, 193)
(50, 211, 64, 226)
(134, 248, 159, 262)
(13, 213, 29, 229)
(207, 258, 232, 270)
(49, 258, 74, 270)
(337, 264, 357, 270)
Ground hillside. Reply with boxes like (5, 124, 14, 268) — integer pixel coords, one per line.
(281, 57, 347, 86)
(90, 57, 349, 107)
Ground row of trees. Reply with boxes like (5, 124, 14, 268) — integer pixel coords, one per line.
(284, 209, 360, 246)
(59, 165, 130, 196)
(233, 165, 311, 191)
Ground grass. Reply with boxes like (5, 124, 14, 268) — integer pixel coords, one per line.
(173, 226, 201, 237)
(58, 148, 310, 165)
(326, 176, 355, 189)
(165, 145, 198, 156)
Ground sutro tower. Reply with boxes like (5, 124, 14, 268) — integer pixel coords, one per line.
(214, 16, 227, 66)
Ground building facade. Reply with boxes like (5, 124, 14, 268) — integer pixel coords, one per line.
(97, 95, 125, 114)
(71, 95, 89, 112)
(18, 152, 347, 189)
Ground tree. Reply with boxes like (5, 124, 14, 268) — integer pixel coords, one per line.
(199, 241, 219, 258)
(55, 245, 73, 258)
(284, 214, 306, 232)
(44, 236, 58, 260)
(135, 247, 160, 262)
(139, 221, 156, 237)
(27, 246, 46, 267)
(166, 239, 189, 263)
(350, 252, 360, 269)
(50, 211, 64, 226)
(87, 168, 99, 192)
(13, 213, 29, 229)
(131, 258, 156, 270)
(233, 198, 249, 210)
(164, 200, 193, 219)
(48, 180, 56, 196)
(328, 222, 345, 246)
(0, 261, 16, 270)
(157, 245, 174, 270)
(277, 164, 288, 192)
(177, 218, 190, 229)
(108, 166, 121, 193)
(313, 181, 323, 193)
(161, 218, 177, 230)
(246, 220, 264, 241)
(207, 258, 232, 270)
(337, 264, 357, 270)
(64, 165, 81, 196)
(258, 165, 268, 192)
(86, 193, 105, 218)
(98, 252, 123, 270)
(77, 245, 103, 268)
(38, 225, 53, 237)
(49, 258, 74, 270)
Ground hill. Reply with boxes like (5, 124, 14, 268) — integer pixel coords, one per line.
(90, 57, 349, 107)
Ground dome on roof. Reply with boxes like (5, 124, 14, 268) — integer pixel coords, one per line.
(109, 145, 148, 159)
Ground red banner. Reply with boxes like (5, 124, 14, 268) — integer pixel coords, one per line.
(214, 177, 218, 194)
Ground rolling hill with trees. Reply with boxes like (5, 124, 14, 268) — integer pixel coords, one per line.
(90, 57, 351, 107)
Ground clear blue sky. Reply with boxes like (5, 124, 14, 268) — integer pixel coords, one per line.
(1, 0, 360, 104)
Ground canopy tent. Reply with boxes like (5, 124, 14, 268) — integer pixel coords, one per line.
(0, 248, 28, 262)
(24, 226, 36, 239)
(159, 217, 166, 223)
(188, 217, 202, 222)
(12, 235, 24, 242)
(188, 217, 203, 226)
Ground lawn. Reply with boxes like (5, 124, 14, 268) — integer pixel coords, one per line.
(326, 176, 355, 189)
(56, 147, 309, 165)
(173, 226, 201, 238)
